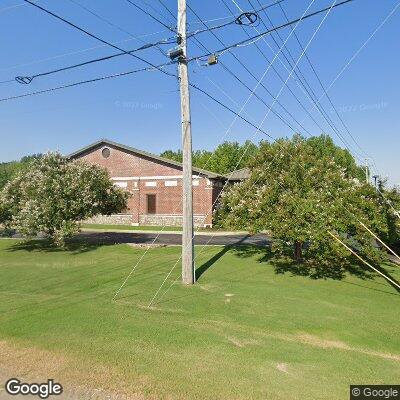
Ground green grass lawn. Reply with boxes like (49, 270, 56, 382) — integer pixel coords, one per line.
(0, 239, 399, 399)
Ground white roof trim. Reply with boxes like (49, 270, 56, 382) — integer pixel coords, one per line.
(111, 175, 204, 181)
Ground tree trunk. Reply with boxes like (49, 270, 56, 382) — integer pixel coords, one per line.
(294, 241, 303, 262)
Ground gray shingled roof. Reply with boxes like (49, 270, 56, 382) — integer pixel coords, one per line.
(225, 167, 250, 181)
(68, 139, 226, 180)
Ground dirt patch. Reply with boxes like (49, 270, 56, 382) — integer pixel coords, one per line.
(294, 334, 350, 350)
(191, 319, 400, 363)
(276, 363, 289, 374)
(126, 244, 167, 249)
(0, 340, 153, 400)
(226, 336, 259, 348)
(291, 333, 400, 361)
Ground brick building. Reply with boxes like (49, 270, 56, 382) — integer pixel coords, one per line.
(69, 139, 235, 227)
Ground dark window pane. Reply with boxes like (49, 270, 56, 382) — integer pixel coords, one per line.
(147, 194, 156, 214)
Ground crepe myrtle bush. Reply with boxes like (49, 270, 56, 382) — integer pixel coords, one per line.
(0, 152, 129, 246)
(216, 135, 393, 277)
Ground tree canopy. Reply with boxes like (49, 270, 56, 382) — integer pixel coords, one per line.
(216, 135, 394, 279)
(161, 140, 258, 175)
(0, 154, 42, 189)
(0, 153, 129, 246)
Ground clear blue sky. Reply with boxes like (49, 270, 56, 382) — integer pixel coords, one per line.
(0, 0, 398, 185)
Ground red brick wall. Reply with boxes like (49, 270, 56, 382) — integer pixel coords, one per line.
(74, 143, 220, 226)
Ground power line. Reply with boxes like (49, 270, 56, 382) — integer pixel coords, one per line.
(191, 44, 303, 135)
(10, 4, 273, 84)
(0, 63, 174, 103)
(297, 0, 400, 178)
(246, 0, 344, 136)
(195, 0, 364, 158)
(189, 0, 356, 61)
(0, 29, 170, 73)
(329, 231, 400, 289)
(154, 1, 400, 302)
(189, 83, 273, 139)
(0, 79, 15, 85)
(187, 6, 312, 136)
(187, 3, 318, 139)
(218, 0, 337, 138)
(23, 0, 175, 78)
(186, 0, 285, 38)
(4, 9, 255, 84)
(13, 1, 288, 86)
(263, 0, 365, 158)
(124, 0, 176, 32)
(125, 0, 289, 40)
(14, 37, 176, 84)
(142, 0, 176, 26)
(185, 0, 287, 28)
(148, 0, 326, 305)
(0, 2, 24, 14)
(66, 0, 169, 57)
(156, 0, 176, 20)
(241, 0, 365, 163)
(67, 0, 144, 39)
(121, 0, 286, 139)
(0, 64, 275, 141)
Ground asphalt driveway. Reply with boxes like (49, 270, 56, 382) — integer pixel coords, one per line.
(77, 231, 270, 246)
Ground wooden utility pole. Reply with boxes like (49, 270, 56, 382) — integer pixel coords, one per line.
(178, 0, 195, 284)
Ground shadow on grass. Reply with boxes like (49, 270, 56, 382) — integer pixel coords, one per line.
(155, 245, 400, 306)
(230, 245, 400, 293)
(195, 235, 252, 280)
(6, 238, 106, 255)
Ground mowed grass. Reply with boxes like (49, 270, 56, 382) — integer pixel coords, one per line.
(0, 239, 399, 399)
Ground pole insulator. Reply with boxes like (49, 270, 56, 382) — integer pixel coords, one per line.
(168, 47, 184, 60)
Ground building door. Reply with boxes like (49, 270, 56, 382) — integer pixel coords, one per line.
(146, 194, 156, 214)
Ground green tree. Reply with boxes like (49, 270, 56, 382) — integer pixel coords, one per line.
(160, 149, 183, 163)
(161, 140, 257, 175)
(306, 135, 365, 181)
(0, 153, 129, 246)
(0, 154, 42, 189)
(375, 178, 400, 246)
(217, 135, 390, 278)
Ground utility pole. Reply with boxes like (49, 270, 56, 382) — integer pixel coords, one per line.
(373, 175, 379, 190)
(178, 0, 195, 284)
(364, 158, 370, 184)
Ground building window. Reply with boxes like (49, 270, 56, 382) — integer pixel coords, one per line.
(165, 180, 177, 187)
(102, 147, 111, 158)
(193, 180, 199, 186)
(145, 181, 157, 187)
(114, 181, 127, 188)
(146, 194, 156, 214)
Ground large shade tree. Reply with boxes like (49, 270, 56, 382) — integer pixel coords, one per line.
(217, 135, 394, 278)
(0, 153, 129, 246)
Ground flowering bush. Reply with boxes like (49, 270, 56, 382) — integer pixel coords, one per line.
(0, 152, 129, 246)
(216, 135, 394, 277)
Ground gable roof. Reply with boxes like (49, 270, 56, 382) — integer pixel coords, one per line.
(225, 167, 250, 181)
(68, 139, 225, 179)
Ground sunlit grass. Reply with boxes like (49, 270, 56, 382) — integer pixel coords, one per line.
(0, 239, 399, 399)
